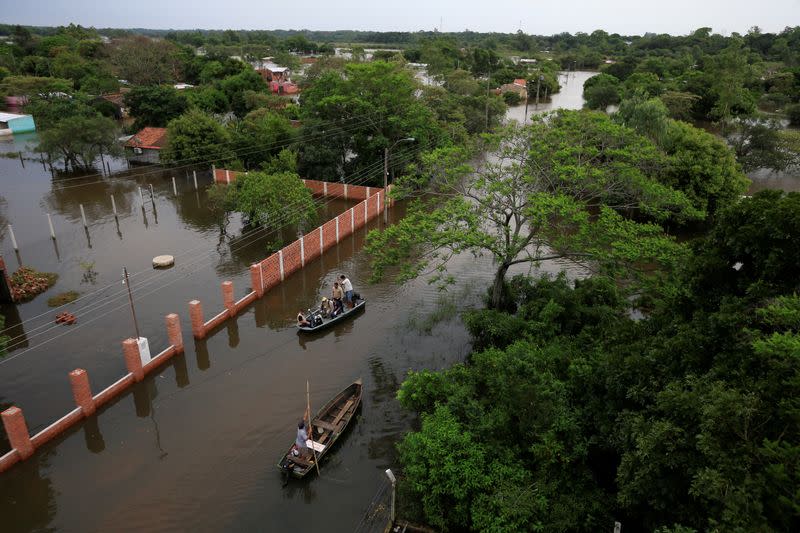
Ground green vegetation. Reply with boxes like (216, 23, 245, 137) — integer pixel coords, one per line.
(9, 267, 58, 302)
(395, 191, 800, 531)
(47, 290, 80, 307)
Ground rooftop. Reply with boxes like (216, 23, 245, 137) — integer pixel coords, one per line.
(125, 127, 168, 150)
(0, 112, 32, 122)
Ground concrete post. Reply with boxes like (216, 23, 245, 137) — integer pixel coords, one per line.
(172, 176, 178, 196)
(222, 281, 235, 315)
(189, 300, 205, 339)
(250, 264, 264, 297)
(193, 171, 198, 190)
(110, 194, 118, 217)
(335, 217, 339, 243)
(8, 225, 18, 250)
(79, 204, 88, 228)
(46, 213, 55, 239)
(344, 183, 348, 200)
(1, 407, 34, 460)
(300, 236, 305, 267)
(165, 313, 183, 353)
(319, 226, 323, 255)
(278, 250, 285, 281)
(68, 369, 95, 416)
(212, 164, 216, 183)
(225, 170, 231, 185)
(123, 338, 144, 382)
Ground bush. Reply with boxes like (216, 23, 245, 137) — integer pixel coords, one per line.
(463, 309, 528, 350)
(502, 91, 522, 106)
(47, 291, 80, 307)
(787, 103, 800, 126)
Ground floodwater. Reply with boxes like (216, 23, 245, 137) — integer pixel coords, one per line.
(0, 130, 581, 532)
(505, 70, 597, 122)
(1, 72, 798, 532)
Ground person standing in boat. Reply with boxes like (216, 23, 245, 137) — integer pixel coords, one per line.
(331, 282, 344, 316)
(340, 275, 354, 308)
(295, 420, 309, 458)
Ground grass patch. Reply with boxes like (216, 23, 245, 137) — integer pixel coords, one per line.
(47, 290, 80, 307)
(406, 282, 478, 334)
(0, 151, 20, 159)
(10, 267, 58, 302)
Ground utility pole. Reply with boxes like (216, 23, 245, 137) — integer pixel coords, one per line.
(123, 266, 141, 340)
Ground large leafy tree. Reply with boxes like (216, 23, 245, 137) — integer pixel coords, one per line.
(125, 85, 188, 130)
(161, 109, 235, 165)
(298, 61, 442, 183)
(226, 168, 316, 231)
(367, 111, 696, 309)
(108, 36, 181, 85)
(230, 108, 297, 169)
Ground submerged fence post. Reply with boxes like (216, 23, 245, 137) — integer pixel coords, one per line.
(189, 300, 205, 339)
(172, 176, 178, 196)
(250, 264, 264, 298)
(79, 204, 88, 228)
(69, 369, 95, 416)
(193, 171, 198, 191)
(222, 281, 235, 315)
(1, 407, 34, 460)
(46, 213, 55, 239)
(110, 194, 118, 217)
(166, 313, 183, 353)
(7, 224, 18, 251)
(385, 469, 397, 524)
(122, 338, 144, 382)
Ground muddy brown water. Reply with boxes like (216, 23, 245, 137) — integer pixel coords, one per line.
(1, 76, 798, 531)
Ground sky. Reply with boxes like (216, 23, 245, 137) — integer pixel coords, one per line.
(2, 0, 799, 35)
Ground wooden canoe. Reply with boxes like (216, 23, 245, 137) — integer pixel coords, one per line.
(297, 298, 366, 333)
(277, 379, 363, 479)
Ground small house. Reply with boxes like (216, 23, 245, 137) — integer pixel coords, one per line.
(124, 127, 168, 164)
(0, 112, 36, 136)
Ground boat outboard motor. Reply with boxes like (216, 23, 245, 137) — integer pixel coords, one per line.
(314, 315, 323, 326)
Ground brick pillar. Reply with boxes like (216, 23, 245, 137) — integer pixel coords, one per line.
(250, 264, 264, 297)
(2, 407, 34, 460)
(166, 313, 183, 353)
(189, 300, 205, 339)
(123, 338, 144, 382)
(68, 369, 95, 416)
(222, 281, 235, 315)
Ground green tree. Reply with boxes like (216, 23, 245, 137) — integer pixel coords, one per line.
(583, 73, 621, 110)
(37, 114, 120, 172)
(367, 112, 695, 309)
(228, 170, 316, 230)
(125, 85, 188, 129)
(230, 108, 297, 169)
(108, 36, 181, 85)
(162, 109, 235, 165)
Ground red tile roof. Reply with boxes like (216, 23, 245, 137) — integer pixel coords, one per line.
(125, 127, 168, 150)
(513, 78, 527, 87)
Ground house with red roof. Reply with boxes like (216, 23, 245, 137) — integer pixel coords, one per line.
(124, 127, 168, 164)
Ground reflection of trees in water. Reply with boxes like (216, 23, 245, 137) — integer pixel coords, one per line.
(214, 224, 297, 278)
(41, 175, 138, 222)
(366, 356, 409, 463)
(0, 451, 57, 533)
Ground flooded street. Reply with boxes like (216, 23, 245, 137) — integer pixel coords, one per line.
(1, 71, 798, 532)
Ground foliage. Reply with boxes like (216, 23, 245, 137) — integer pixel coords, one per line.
(368, 111, 696, 308)
(583, 73, 621, 110)
(47, 291, 80, 307)
(162, 109, 235, 165)
(501, 90, 522, 106)
(10, 267, 58, 302)
(787, 103, 800, 126)
(219, 68, 267, 117)
(397, 191, 800, 532)
(225, 170, 316, 231)
(725, 117, 800, 172)
(0, 75, 72, 97)
(125, 85, 188, 129)
(108, 36, 180, 85)
(298, 61, 442, 182)
(230, 108, 297, 169)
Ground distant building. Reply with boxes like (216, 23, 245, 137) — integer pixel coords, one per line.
(174, 83, 195, 90)
(96, 91, 130, 119)
(0, 112, 36, 136)
(498, 80, 528, 100)
(124, 127, 168, 164)
(257, 66, 290, 83)
(519, 58, 538, 65)
(270, 81, 299, 95)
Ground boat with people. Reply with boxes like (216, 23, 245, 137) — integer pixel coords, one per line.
(296, 295, 365, 333)
(277, 379, 363, 479)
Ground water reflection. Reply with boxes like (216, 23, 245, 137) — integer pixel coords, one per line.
(82, 415, 106, 454)
(0, 452, 56, 533)
(194, 338, 211, 371)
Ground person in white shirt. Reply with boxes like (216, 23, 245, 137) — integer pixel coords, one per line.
(339, 275, 354, 308)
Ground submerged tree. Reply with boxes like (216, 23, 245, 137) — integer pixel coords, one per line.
(367, 111, 696, 309)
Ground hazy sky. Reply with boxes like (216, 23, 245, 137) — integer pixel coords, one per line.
(3, 0, 799, 35)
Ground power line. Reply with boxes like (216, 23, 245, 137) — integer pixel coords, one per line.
(0, 143, 429, 356)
